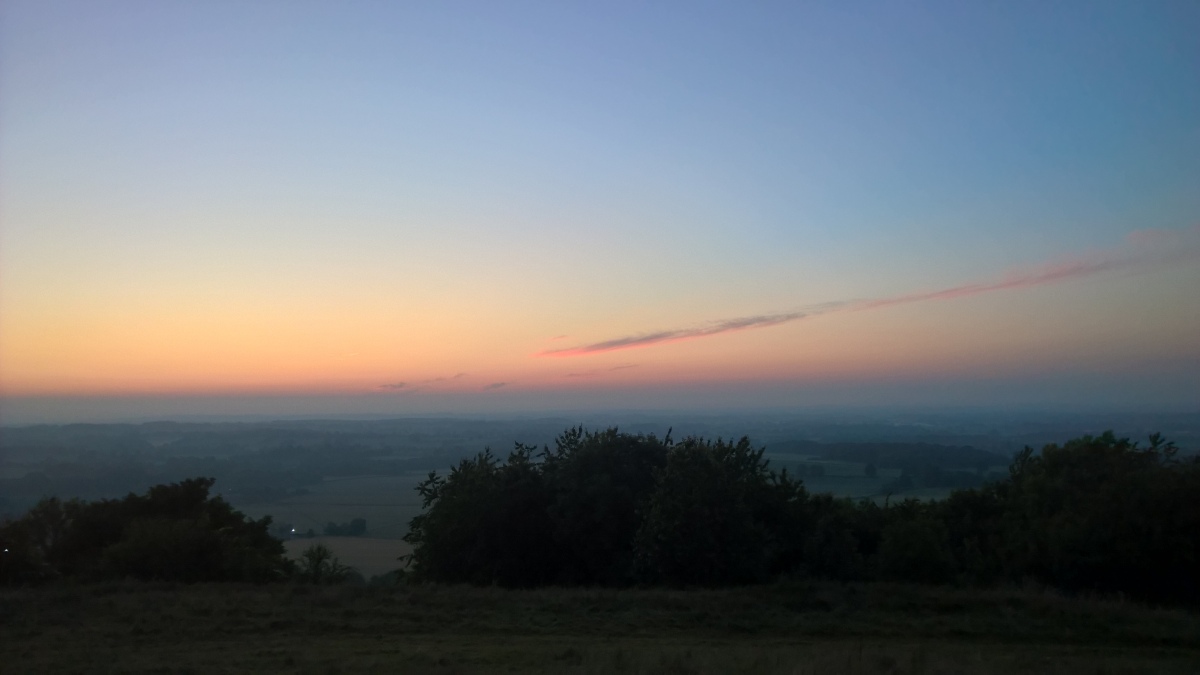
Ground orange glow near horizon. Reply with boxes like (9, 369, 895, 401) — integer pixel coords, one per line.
(5, 267, 1196, 399)
(3, 229, 1198, 400)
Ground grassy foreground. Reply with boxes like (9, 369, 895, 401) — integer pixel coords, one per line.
(3, 581, 1199, 674)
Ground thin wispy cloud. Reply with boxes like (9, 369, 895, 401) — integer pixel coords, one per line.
(483, 382, 508, 390)
(565, 364, 639, 378)
(543, 311, 818, 358)
(540, 226, 1200, 358)
(378, 373, 469, 393)
(426, 372, 469, 383)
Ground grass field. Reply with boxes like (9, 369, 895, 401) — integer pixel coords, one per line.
(3, 581, 1198, 673)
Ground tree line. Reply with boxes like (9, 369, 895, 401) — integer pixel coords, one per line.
(3, 427, 1196, 606)
(0, 477, 292, 583)
(402, 427, 1199, 604)
(0, 476, 375, 586)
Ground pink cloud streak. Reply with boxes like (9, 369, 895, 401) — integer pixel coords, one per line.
(539, 226, 1200, 358)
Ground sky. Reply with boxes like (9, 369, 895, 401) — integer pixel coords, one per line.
(2, 1, 1199, 424)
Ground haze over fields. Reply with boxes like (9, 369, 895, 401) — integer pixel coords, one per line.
(2, 1, 1199, 424)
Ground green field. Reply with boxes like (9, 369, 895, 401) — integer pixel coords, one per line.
(3, 582, 1198, 673)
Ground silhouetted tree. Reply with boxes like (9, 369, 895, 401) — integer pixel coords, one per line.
(999, 432, 1199, 602)
(396, 426, 1198, 604)
(542, 427, 669, 584)
(876, 500, 954, 584)
(296, 543, 352, 584)
(0, 477, 290, 584)
(403, 444, 558, 586)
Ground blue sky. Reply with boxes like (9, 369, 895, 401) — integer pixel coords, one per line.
(2, 1, 1198, 422)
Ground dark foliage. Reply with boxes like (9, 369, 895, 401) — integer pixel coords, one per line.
(403, 428, 810, 587)
(402, 444, 560, 587)
(295, 543, 353, 584)
(4, 426, 1195, 605)
(542, 427, 670, 584)
(0, 477, 291, 584)
(997, 432, 1199, 603)
(404, 428, 674, 586)
(634, 436, 807, 585)
(402, 427, 1200, 604)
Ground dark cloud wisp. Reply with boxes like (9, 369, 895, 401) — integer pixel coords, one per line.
(540, 310, 819, 357)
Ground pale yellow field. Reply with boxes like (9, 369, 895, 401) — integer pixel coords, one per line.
(234, 473, 425, 578)
(235, 472, 428, 539)
(284, 535, 411, 578)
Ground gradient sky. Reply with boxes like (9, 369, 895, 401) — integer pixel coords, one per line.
(2, 1, 1199, 423)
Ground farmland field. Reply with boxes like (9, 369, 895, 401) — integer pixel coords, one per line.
(234, 473, 428, 539)
(283, 536, 410, 578)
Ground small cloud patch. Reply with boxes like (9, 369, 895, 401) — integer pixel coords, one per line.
(565, 364, 639, 378)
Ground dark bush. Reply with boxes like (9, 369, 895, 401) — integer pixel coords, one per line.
(0, 477, 291, 584)
(397, 426, 1199, 605)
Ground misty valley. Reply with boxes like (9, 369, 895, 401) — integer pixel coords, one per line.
(3, 412, 1197, 579)
(3, 411, 1200, 673)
